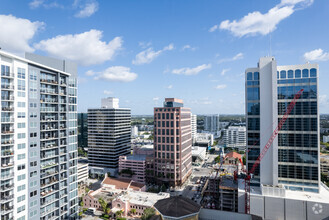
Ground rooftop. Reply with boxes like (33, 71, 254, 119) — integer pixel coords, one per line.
(115, 191, 170, 207)
(122, 154, 147, 161)
(154, 196, 201, 218)
(225, 151, 242, 160)
(102, 177, 145, 190)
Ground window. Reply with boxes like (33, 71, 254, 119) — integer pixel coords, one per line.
(17, 174, 26, 181)
(18, 133, 26, 139)
(17, 184, 26, 192)
(17, 102, 25, 107)
(17, 68, 26, 79)
(18, 91, 25, 97)
(295, 69, 301, 78)
(17, 79, 25, 91)
(29, 200, 37, 208)
(29, 103, 37, 108)
(247, 72, 252, 80)
(18, 112, 25, 118)
(280, 70, 286, 79)
(30, 112, 37, 118)
(30, 161, 37, 167)
(288, 70, 293, 78)
(310, 68, 317, 77)
(17, 205, 25, 213)
(17, 164, 25, 170)
(30, 151, 37, 158)
(30, 171, 37, 178)
(18, 153, 25, 160)
(30, 132, 37, 137)
(29, 180, 37, 187)
(30, 142, 37, 148)
(30, 190, 37, 197)
(18, 143, 26, 149)
(18, 123, 26, 128)
(17, 195, 25, 203)
(30, 122, 37, 128)
(17, 216, 25, 220)
(254, 72, 259, 80)
(29, 69, 37, 81)
(302, 69, 309, 78)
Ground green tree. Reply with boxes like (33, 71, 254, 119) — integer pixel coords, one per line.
(214, 156, 220, 163)
(130, 208, 136, 215)
(80, 200, 84, 207)
(141, 208, 155, 220)
(242, 155, 246, 165)
(98, 198, 108, 213)
(116, 210, 124, 217)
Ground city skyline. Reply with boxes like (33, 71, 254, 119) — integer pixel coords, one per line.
(0, 0, 329, 115)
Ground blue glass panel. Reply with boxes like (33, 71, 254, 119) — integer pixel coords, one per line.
(287, 79, 294, 84)
(247, 102, 260, 115)
(295, 79, 302, 83)
(288, 70, 293, 78)
(247, 88, 259, 100)
(254, 72, 259, 80)
(247, 72, 252, 80)
(295, 69, 301, 78)
(310, 68, 317, 77)
(310, 78, 316, 83)
(277, 71, 279, 79)
(310, 85, 317, 99)
(280, 70, 286, 79)
(302, 78, 309, 83)
(302, 69, 309, 78)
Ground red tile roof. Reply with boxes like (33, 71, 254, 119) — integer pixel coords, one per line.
(102, 177, 145, 190)
(225, 151, 242, 160)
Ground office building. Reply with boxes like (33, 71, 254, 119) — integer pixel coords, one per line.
(153, 98, 192, 187)
(78, 113, 88, 150)
(323, 135, 329, 143)
(223, 126, 246, 150)
(131, 125, 138, 138)
(77, 158, 88, 184)
(204, 114, 219, 132)
(0, 50, 78, 220)
(88, 97, 131, 175)
(119, 154, 147, 184)
(191, 114, 197, 141)
(245, 57, 319, 192)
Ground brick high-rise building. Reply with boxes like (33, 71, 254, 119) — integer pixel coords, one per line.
(153, 98, 192, 187)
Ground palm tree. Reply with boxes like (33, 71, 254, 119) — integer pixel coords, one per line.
(98, 198, 107, 213)
(116, 210, 124, 217)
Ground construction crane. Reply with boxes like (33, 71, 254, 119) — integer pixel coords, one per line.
(244, 89, 304, 214)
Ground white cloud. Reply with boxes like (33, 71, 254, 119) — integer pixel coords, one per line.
(29, 0, 44, 9)
(165, 85, 173, 89)
(132, 43, 174, 65)
(181, 45, 196, 51)
(215, 84, 227, 89)
(190, 98, 212, 105)
(90, 66, 137, 82)
(172, 64, 211, 76)
(34, 29, 122, 66)
(75, 2, 99, 18)
(212, 0, 313, 37)
(304, 49, 329, 62)
(0, 15, 44, 53)
(103, 90, 113, 95)
(220, 68, 230, 76)
(209, 25, 219, 32)
(138, 41, 152, 48)
(218, 53, 244, 63)
(153, 97, 159, 101)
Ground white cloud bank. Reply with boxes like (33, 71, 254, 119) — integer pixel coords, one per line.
(87, 66, 137, 82)
(132, 43, 174, 65)
(75, 2, 99, 18)
(172, 64, 211, 76)
(0, 14, 44, 53)
(34, 29, 122, 66)
(210, 0, 313, 37)
(304, 48, 329, 61)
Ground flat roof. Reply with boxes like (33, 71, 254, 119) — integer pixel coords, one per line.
(124, 154, 147, 161)
(115, 191, 170, 207)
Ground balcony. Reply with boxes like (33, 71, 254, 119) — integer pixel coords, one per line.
(40, 136, 58, 141)
(1, 130, 14, 134)
(1, 162, 14, 169)
(1, 73, 14, 78)
(41, 170, 58, 179)
(1, 107, 14, 112)
(0, 206, 13, 215)
(41, 162, 57, 169)
(41, 153, 58, 160)
(0, 195, 14, 203)
(41, 145, 59, 150)
(1, 85, 14, 90)
(1, 96, 14, 101)
(40, 185, 59, 196)
(40, 79, 58, 85)
(1, 150, 14, 157)
(0, 184, 14, 192)
(1, 118, 14, 123)
(40, 99, 58, 104)
(40, 89, 58, 95)
(1, 140, 14, 145)
(0, 173, 14, 180)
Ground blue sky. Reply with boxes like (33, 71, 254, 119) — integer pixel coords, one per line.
(1, 0, 329, 114)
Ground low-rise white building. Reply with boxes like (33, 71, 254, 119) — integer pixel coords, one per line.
(323, 135, 329, 143)
(131, 126, 138, 138)
(192, 146, 207, 162)
(78, 158, 89, 184)
(223, 126, 246, 150)
(194, 133, 214, 147)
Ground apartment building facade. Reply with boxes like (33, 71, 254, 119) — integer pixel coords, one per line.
(88, 97, 131, 175)
(153, 98, 192, 187)
(245, 57, 320, 193)
(0, 50, 78, 220)
(223, 126, 246, 150)
(204, 114, 219, 132)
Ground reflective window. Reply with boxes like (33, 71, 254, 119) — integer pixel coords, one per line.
(247, 88, 259, 100)
(288, 70, 293, 78)
(302, 69, 309, 78)
(310, 68, 317, 77)
(277, 71, 279, 79)
(247, 72, 252, 80)
(254, 72, 259, 80)
(295, 69, 301, 78)
(247, 102, 260, 115)
(280, 70, 286, 79)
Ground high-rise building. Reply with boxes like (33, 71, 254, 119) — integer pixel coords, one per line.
(223, 126, 246, 150)
(245, 57, 319, 192)
(0, 50, 78, 220)
(153, 98, 192, 187)
(191, 114, 197, 142)
(88, 97, 131, 175)
(204, 114, 219, 132)
(78, 113, 88, 150)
